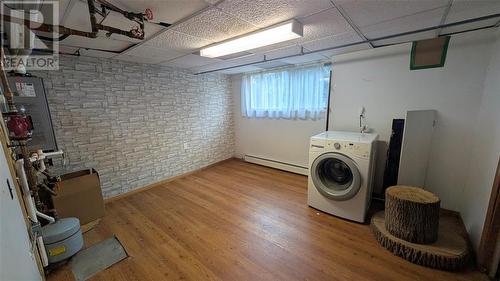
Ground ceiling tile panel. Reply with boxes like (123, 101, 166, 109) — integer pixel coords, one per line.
(113, 55, 162, 64)
(336, 0, 449, 28)
(173, 7, 257, 42)
(218, 65, 263, 74)
(123, 46, 185, 61)
(278, 52, 329, 64)
(247, 7, 355, 54)
(161, 54, 222, 68)
(110, 0, 209, 24)
(370, 31, 437, 47)
(193, 53, 264, 73)
(253, 61, 294, 69)
(445, 0, 500, 24)
(262, 45, 303, 60)
(58, 36, 133, 52)
(360, 7, 446, 40)
(440, 18, 500, 35)
(79, 49, 117, 59)
(217, 0, 333, 28)
(59, 45, 80, 54)
(299, 7, 355, 41)
(301, 32, 363, 51)
(315, 43, 372, 58)
(144, 30, 212, 51)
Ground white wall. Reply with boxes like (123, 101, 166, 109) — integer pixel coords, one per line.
(329, 30, 497, 211)
(232, 30, 499, 231)
(232, 76, 326, 168)
(459, 30, 500, 251)
(232, 29, 500, 252)
(0, 141, 42, 281)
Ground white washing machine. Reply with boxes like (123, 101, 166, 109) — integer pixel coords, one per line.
(308, 131, 378, 223)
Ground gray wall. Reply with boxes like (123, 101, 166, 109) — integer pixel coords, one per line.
(35, 55, 234, 198)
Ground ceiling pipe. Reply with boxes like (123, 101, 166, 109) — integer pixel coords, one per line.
(194, 12, 500, 75)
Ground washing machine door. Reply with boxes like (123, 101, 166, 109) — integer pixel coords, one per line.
(310, 152, 361, 201)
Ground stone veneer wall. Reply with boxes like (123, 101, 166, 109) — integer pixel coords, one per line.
(33, 55, 234, 198)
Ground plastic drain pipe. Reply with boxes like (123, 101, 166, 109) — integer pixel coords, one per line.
(15, 159, 49, 267)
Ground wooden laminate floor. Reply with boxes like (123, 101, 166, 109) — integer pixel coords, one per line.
(48, 159, 486, 281)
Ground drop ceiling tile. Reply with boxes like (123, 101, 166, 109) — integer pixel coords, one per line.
(440, 19, 499, 35)
(217, 0, 333, 28)
(194, 53, 264, 73)
(123, 46, 185, 62)
(144, 30, 212, 51)
(110, 0, 209, 24)
(370, 30, 437, 47)
(60, 0, 91, 29)
(173, 7, 257, 42)
(302, 32, 363, 51)
(59, 36, 133, 52)
(278, 52, 329, 64)
(204, 0, 221, 4)
(100, 12, 163, 41)
(360, 7, 446, 41)
(253, 61, 293, 69)
(261, 45, 303, 60)
(59, 45, 80, 54)
(298, 7, 354, 41)
(113, 54, 161, 64)
(336, 0, 449, 28)
(161, 54, 222, 68)
(79, 49, 117, 59)
(217, 51, 254, 60)
(314, 43, 372, 58)
(247, 41, 302, 54)
(445, 0, 500, 23)
(248, 7, 356, 54)
(218, 65, 263, 74)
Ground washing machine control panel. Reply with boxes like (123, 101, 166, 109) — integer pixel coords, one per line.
(326, 140, 371, 159)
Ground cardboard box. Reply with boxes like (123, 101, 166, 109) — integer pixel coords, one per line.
(52, 169, 104, 225)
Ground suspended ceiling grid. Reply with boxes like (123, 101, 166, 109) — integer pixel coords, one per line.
(6, 0, 500, 74)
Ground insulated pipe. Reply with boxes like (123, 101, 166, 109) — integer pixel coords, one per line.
(15, 159, 49, 267)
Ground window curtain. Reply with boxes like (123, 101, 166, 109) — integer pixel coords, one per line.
(241, 64, 330, 120)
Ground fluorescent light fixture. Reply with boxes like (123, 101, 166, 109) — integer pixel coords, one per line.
(199, 20, 303, 58)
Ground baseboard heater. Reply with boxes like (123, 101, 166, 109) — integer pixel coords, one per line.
(243, 155, 308, 175)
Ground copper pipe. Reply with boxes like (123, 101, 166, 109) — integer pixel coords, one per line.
(19, 140, 43, 210)
(2, 14, 97, 38)
(0, 47, 16, 112)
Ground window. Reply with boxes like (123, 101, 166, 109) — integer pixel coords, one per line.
(241, 63, 331, 120)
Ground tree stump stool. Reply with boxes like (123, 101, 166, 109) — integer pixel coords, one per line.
(370, 186, 469, 271)
(385, 186, 440, 244)
(371, 211, 469, 270)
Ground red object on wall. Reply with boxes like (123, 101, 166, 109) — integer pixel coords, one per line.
(6, 114, 32, 139)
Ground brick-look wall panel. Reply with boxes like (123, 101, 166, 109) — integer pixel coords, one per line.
(34, 56, 235, 198)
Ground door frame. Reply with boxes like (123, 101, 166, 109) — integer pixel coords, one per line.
(478, 156, 500, 276)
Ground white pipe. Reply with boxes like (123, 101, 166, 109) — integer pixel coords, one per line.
(42, 150, 64, 158)
(29, 150, 64, 163)
(36, 211, 55, 224)
(15, 159, 49, 267)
